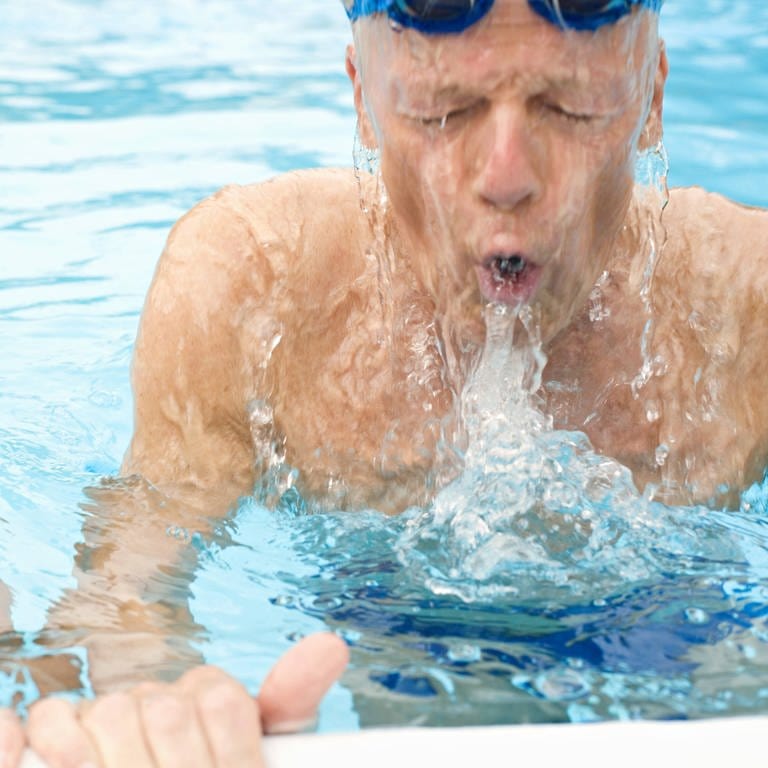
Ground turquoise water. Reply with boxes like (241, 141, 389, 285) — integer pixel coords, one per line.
(1, 0, 768, 730)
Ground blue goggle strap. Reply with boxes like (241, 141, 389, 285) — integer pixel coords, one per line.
(345, 0, 662, 33)
(345, 0, 390, 20)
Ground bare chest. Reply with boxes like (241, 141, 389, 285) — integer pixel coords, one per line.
(265, 297, 458, 512)
(254, 277, 764, 512)
(544, 296, 764, 506)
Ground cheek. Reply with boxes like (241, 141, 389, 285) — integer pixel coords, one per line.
(378, 123, 423, 222)
(380, 129, 464, 248)
(558, 131, 636, 252)
(591, 143, 636, 238)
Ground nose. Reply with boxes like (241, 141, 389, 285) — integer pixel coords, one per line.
(471, 103, 542, 212)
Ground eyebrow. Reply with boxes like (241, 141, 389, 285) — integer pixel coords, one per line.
(401, 68, 628, 111)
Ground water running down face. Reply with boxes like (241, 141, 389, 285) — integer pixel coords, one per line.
(346, 0, 666, 344)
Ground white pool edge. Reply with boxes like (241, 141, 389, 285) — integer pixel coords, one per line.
(21, 716, 767, 768)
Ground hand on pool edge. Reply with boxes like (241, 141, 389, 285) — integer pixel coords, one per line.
(15, 631, 349, 768)
(0, 709, 25, 768)
(258, 632, 350, 734)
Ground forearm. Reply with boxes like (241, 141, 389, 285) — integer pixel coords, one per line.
(44, 544, 206, 693)
(14, 476, 243, 697)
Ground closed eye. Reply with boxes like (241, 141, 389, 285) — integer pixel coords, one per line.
(544, 102, 597, 123)
(416, 101, 483, 128)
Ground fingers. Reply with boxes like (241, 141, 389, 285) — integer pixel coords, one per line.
(21, 635, 347, 768)
(27, 667, 266, 768)
(112, 669, 263, 768)
(178, 666, 263, 768)
(27, 698, 99, 768)
(258, 633, 349, 734)
(134, 688, 214, 768)
(77, 692, 157, 768)
(30, 691, 173, 768)
(0, 708, 25, 768)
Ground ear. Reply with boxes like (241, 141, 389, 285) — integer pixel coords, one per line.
(345, 43, 378, 149)
(640, 40, 668, 150)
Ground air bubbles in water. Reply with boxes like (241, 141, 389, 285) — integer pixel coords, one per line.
(395, 301, 749, 606)
(684, 607, 710, 625)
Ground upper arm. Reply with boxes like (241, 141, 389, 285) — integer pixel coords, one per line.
(122, 191, 278, 503)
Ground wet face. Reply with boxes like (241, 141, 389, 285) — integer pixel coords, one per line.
(348, 0, 665, 343)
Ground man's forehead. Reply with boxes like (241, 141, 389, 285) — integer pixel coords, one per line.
(388, 62, 636, 116)
(359, 3, 651, 89)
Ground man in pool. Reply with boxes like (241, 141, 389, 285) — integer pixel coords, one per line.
(4, 0, 768, 764)
(115, 0, 766, 515)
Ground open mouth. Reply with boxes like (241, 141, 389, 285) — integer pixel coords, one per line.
(475, 253, 541, 306)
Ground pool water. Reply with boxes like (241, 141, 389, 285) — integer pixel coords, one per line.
(1, 0, 768, 731)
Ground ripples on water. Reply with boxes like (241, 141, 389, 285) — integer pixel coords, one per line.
(1, 0, 768, 730)
(234, 304, 768, 726)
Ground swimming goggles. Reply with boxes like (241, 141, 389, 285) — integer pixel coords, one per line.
(343, 0, 663, 34)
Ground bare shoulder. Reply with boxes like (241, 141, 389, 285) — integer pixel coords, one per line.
(136, 165, 367, 358)
(155, 167, 367, 308)
(656, 186, 768, 332)
(665, 186, 768, 240)
(124, 167, 368, 493)
(653, 188, 768, 499)
(146, 166, 372, 365)
(236, 167, 374, 304)
(663, 186, 768, 294)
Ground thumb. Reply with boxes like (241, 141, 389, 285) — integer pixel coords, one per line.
(0, 709, 26, 767)
(257, 632, 349, 734)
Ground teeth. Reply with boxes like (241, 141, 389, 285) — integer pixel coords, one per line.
(493, 255, 526, 279)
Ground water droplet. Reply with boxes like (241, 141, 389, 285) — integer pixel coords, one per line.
(271, 594, 295, 607)
(684, 607, 710, 625)
(446, 643, 482, 663)
(533, 669, 590, 701)
(166, 525, 190, 542)
(645, 400, 661, 423)
(312, 595, 344, 611)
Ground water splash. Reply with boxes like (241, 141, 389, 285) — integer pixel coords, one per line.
(352, 123, 380, 181)
(395, 301, 748, 605)
(630, 141, 669, 402)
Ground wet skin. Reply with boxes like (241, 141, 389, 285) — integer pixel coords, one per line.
(123, 2, 768, 510)
(0, 633, 349, 768)
(350, 3, 661, 341)
(4, 2, 768, 764)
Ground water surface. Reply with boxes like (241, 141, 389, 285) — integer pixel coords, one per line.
(1, 0, 767, 730)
